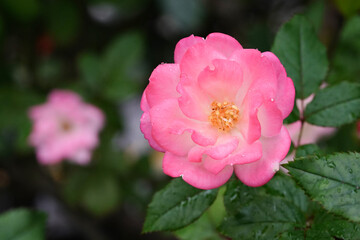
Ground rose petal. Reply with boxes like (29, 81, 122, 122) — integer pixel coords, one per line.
(177, 75, 212, 121)
(174, 35, 204, 63)
(150, 99, 219, 155)
(204, 135, 239, 160)
(37, 145, 63, 164)
(82, 105, 105, 130)
(48, 90, 82, 106)
(234, 126, 291, 187)
(29, 90, 103, 165)
(69, 149, 91, 165)
(198, 59, 243, 101)
(257, 100, 283, 137)
(180, 42, 224, 82)
(140, 90, 150, 112)
(232, 49, 278, 107)
(262, 52, 295, 118)
(145, 63, 181, 108)
(187, 135, 239, 163)
(163, 152, 234, 190)
(140, 112, 165, 152)
(203, 136, 262, 174)
(236, 98, 261, 144)
(205, 33, 243, 58)
(177, 42, 225, 121)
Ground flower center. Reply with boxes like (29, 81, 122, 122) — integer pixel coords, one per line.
(209, 101, 239, 132)
(60, 120, 73, 132)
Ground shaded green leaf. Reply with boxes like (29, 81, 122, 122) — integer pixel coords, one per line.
(0, 88, 43, 155)
(295, 144, 321, 158)
(82, 173, 121, 216)
(175, 186, 226, 240)
(285, 152, 360, 222)
(102, 31, 145, 101)
(175, 212, 223, 240)
(278, 229, 304, 240)
(143, 178, 218, 232)
(304, 0, 325, 33)
(36, 58, 64, 87)
(0, 208, 46, 240)
(219, 174, 308, 240)
(77, 52, 101, 91)
(304, 82, 360, 127)
(328, 16, 360, 84)
(265, 174, 310, 214)
(306, 210, 360, 239)
(63, 169, 121, 216)
(206, 186, 226, 227)
(272, 15, 328, 99)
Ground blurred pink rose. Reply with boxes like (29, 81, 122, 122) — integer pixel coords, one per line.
(29, 90, 104, 165)
(140, 33, 295, 189)
(286, 95, 336, 147)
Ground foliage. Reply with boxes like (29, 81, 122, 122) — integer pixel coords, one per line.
(272, 15, 328, 99)
(0, 208, 47, 240)
(143, 178, 218, 232)
(1, 0, 360, 239)
(142, 5, 360, 239)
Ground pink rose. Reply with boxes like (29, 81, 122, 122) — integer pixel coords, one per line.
(29, 90, 104, 165)
(140, 33, 295, 189)
(286, 94, 336, 147)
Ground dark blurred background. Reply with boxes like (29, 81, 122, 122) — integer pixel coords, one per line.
(0, 0, 358, 239)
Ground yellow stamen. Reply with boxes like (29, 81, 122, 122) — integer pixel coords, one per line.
(209, 101, 239, 132)
(61, 120, 73, 132)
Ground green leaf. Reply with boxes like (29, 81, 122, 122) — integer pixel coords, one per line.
(219, 174, 308, 240)
(295, 144, 321, 158)
(0, 208, 47, 240)
(102, 31, 145, 101)
(207, 186, 226, 227)
(265, 174, 309, 214)
(0, 88, 43, 155)
(306, 210, 360, 239)
(278, 229, 304, 240)
(175, 212, 223, 240)
(272, 15, 328, 99)
(63, 169, 121, 216)
(284, 152, 360, 222)
(328, 16, 360, 84)
(304, 0, 325, 33)
(143, 178, 218, 233)
(175, 186, 226, 240)
(82, 173, 121, 216)
(304, 82, 360, 127)
(36, 58, 64, 88)
(77, 52, 101, 91)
